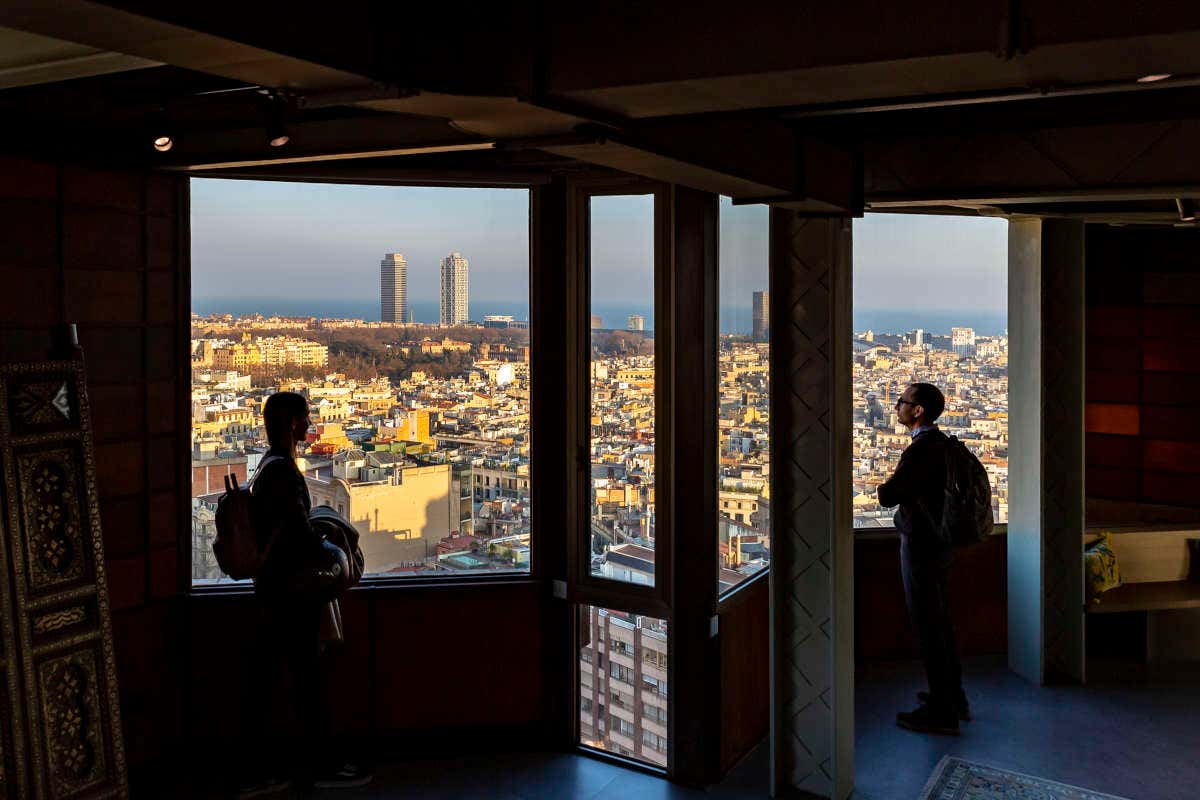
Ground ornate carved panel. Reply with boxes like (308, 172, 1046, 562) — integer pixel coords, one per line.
(769, 213, 854, 800)
(0, 360, 127, 798)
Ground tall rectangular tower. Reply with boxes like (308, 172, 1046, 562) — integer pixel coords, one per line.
(752, 291, 769, 340)
(381, 253, 408, 323)
(440, 251, 469, 325)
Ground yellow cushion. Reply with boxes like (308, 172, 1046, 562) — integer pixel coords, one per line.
(1084, 532, 1122, 604)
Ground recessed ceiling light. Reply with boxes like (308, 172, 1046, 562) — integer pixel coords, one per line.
(1137, 73, 1172, 83)
(153, 135, 174, 152)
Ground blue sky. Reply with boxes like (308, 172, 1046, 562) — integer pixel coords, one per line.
(191, 179, 1007, 325)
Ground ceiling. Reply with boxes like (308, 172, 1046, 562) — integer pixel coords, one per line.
(1, 1, 1199, 223)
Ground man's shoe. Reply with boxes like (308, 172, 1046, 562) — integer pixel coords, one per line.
(312, 763, 373, 790)
(917, 691, 971, 721)
(896, 704, 960, 736)
(234, 776, 291, 798)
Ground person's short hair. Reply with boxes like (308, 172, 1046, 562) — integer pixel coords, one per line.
(909, 382, 945, 423)
(263, 391, 308, 446)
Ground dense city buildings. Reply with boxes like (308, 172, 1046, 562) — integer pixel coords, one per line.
(852, 327, 1008, 528)
(752, 291, 769, 340)
(380, 252, 409, 323)
(190, 313, 531, 582)
(439, 251, 470, 325)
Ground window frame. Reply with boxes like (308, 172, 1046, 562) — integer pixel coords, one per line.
(184, 177, 544, 592)
(566, 177, 673, 620)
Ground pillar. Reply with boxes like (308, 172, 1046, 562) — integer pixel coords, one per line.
(1007, 217, 1086, 684)
(769, 211, 854, 799)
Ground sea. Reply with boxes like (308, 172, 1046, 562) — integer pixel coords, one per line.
(191, 297, 1007, 338)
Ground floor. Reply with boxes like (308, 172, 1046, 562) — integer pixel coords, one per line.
(181, 656, 1200, 799)
(854, 656, 1200, 800)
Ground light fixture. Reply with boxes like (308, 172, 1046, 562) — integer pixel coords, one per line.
(1177, 198, 1197, 222)
(1137, 73, 1172, 83)
(265, 91, 290, 148)
(268, 126, 290, 148)
(151, 105, 174, 152)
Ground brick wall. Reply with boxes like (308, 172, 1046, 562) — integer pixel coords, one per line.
(1086, 225, 1200, 522)
(0, 156, 188, 769)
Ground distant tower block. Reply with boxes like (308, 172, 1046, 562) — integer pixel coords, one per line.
(440, 251, 470, 325)
(752, 291, 769, 340)
(591, 314, 603, 330)
(627, 314, 645, 332)
(380, 253, 408, 323)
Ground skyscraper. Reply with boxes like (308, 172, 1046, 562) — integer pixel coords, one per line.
(627, 314, 645, 331)
(752, 291, 769, 340)
(951, 327, 976, 357)
(380, 253, 408, 324)
(440, 251, 469, 326)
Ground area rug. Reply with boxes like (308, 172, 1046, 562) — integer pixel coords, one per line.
(918, 756, 1130, 800)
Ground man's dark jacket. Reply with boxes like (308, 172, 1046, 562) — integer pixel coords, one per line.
(878, 428, 948, 545)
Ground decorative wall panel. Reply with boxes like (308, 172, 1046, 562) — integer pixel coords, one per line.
(769, 212, 854, 800)
(0, 360, 128, 798)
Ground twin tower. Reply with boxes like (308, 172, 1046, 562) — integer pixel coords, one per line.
(381, 252, 470, 326)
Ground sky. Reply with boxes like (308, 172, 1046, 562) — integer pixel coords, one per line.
(191, 179, 1008, 333)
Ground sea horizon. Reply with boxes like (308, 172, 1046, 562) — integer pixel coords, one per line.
(192, 297, 1007, 337)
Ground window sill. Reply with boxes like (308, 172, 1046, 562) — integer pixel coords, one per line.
(188, 571, 542, 597)
(853, 523, 1008, 541)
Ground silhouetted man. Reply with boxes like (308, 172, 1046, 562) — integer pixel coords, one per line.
(878, 382, 968, 735)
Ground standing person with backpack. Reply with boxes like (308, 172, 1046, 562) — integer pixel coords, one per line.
(235, 391, 371, 797)
(878, 382, 976, 736)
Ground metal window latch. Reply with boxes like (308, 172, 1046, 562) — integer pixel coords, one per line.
(552, 579, 567, 599)
(709, 615, 719, 638)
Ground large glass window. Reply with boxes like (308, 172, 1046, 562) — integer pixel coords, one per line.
(189, 180, 531, 583)
(588, 195, 657, 585)
(579, 605, 669, 767)
(717, 198, 770, 594)
(851, 215, 1009, 529)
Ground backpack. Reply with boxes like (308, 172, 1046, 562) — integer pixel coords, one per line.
(212, 455, 282, 579)
(936, 436, 994, 547)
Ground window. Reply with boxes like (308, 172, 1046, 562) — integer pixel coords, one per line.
(609, 662, 634, 684)
(642, 701, 667, 726)
(643, 648, 668, 670)
(717, 198, 770, 594)
(642, 730, 667, 753)
(189, 181, 532, 583)
(589, 195, 657, 585)
(851, 215, 1009, 530)
(579, 605, 669, 767)
(611, 638, 635, 658)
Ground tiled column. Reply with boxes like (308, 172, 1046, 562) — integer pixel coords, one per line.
(768, 212, 854, 799)
(1008, 218, 1086, 684)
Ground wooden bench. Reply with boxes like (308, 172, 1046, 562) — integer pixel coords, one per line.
(1086, 529, 1200, 662)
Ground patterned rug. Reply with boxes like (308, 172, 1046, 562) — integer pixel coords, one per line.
(919, 756, 1130, 800)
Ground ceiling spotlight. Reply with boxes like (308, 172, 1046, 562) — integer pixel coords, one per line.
(265, 91, 291, 148)
(152, 134, 174, 152)
(267, 125, 290, 148)
(1177, 198, 1197, 222)
(1137, 73, 1172, 83)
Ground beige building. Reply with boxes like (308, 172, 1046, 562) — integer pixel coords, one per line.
(307, 457, 454, 573)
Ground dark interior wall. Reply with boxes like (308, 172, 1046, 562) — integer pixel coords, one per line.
(1086, 225, 1200, 524)
(187, 581, 552, 747)
(854, 534, 1008, 661)
(0, 156, 188, 767)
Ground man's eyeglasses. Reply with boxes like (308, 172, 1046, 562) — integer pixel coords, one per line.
(895, 399, 916, 408)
